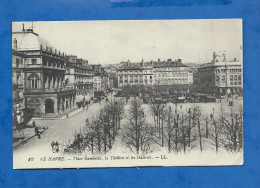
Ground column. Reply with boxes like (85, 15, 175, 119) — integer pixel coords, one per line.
(62, 96, 65, 111)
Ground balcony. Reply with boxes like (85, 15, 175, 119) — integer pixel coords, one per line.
(44, 87, 75, 93)
(18, 64, 65, 71)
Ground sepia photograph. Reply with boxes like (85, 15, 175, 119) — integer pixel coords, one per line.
(12, 19, 243, 169)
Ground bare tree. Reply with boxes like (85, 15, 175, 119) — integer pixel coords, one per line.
(208, 108, 222, 153)
(220, 106, 243, 152)
(123, 99, 155, 154)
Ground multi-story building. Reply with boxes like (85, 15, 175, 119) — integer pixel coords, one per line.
(107, 73, 114, 90)
(12, 49, 26, 127)
(117, 60, 153, 87)
(12, 27, 76, 117)
(65, 56, 94, 105)
(117, 59, 192, 87)
(104, 64, 118, 88)
(153, 59, 193, 86)
(93, 73, 102, 92)
(197, 52, 243, 94)
(91, 65, 108, 92)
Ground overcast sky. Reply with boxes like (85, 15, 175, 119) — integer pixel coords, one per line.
(12, 19, 242, 65)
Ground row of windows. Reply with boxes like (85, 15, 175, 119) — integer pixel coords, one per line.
(154, 72, 188, 77)
(230, 68, 242, 73)
(75, 76, 93, 80)
(42, 60, 65, 68)
(118, 70, 152, 74)
(75, 69, 92, 74)
(230, 81, 242, 86)
(119, 76, 152, 80)
(154, 79, 189, 84)
(154, 67, 188, 71)
(154, 78, 188, 81)
(230, 75, 242, 80)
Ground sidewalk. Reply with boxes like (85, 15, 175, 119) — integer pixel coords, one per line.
(32, 106, 88, 120)
(13, 127, 48, 149)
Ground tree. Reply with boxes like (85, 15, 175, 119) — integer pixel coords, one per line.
(208, 108, 222, 153)
(220, 106, 243, 152)
(123, 99, 155, 154)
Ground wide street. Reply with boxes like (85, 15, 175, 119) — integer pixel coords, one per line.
(13, 92, 116, 157)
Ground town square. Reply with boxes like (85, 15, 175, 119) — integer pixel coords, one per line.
(12, 20, 243, 168)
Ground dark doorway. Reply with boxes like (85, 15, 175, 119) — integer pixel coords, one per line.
(45, 99, 54, 114)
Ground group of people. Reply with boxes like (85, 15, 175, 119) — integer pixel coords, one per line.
(51, 141, 60, 153)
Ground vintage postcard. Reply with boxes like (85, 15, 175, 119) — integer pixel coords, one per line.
(12, 19, 243, 169)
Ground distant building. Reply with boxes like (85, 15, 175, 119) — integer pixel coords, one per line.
(153, 59, 193, 86)
(93, 73, 102, 91)
(197, 52, 243, 94)
(117, 59, 153, 87)
(91, 65, 108, 92)
(12, 27, 76, 117)
(117, 58, 192, 87)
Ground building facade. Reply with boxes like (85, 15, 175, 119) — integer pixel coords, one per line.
(65, 56, 94, 105)
(153, 59, 193, 86)
(117, 60, 153, 87)
(12, 28, 76, 118)
(91, 64, 108, 92)
(12, 49, 27, 127)
(197, 52, 243, 94)
(117, 59, 192, 87)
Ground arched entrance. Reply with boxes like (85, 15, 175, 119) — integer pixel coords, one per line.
(45, 98, 54, 114)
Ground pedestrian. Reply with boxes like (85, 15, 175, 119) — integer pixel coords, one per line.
(51, 141, 55, 152)
(55, 141, 59, 152)
(66, 113, 69, 118)
(34, 123, 41, 139)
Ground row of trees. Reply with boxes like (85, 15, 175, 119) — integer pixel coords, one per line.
(64, 100, 124, 154)
(149, 103, 243, 154)
(64, 97, 243, 155)
(122, 98, 243, 155)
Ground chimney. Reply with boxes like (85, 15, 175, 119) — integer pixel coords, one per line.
(13, 38, 17, 50)
(141, 58, 144, 67)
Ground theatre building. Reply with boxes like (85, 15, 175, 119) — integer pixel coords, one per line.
(12, 27, 76, 118)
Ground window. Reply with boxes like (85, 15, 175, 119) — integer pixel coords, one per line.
(31, 59, 37, 65)
(29, 74, 39, 89)
(16, 58, 20, 67)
